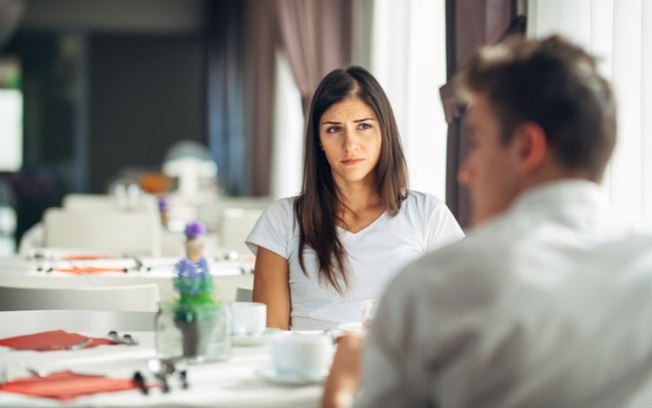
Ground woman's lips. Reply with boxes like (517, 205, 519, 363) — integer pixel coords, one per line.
(341, 158, 364, 165)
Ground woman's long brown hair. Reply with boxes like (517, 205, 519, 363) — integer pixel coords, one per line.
(294, 66, 408, 293)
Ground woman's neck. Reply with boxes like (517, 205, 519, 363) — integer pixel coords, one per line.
(336, 181, 382, 214)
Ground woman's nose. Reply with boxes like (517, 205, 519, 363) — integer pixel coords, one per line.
(343, 130, 360, 151)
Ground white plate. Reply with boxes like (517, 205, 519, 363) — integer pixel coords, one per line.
(255, 365, 327, 386)
(232, 328, 285, 347)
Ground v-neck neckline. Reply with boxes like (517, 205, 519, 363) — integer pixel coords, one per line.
(337, 210, 388, 236)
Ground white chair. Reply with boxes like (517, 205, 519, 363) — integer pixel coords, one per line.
(0, 310, 156, 337)
(42, 207, 162, 256)
(63, 193, 118, 211)
(218, 208, 264, 254)
(196, 196, 271, 230)
(62, 193, 158, 213)
(235, 286, 253, 302)
(0, 284, 160, 312)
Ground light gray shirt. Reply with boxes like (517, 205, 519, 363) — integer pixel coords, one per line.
(356, 180, 652, 408)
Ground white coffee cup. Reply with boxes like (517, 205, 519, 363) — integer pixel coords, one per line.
(271, 334, 333, 377)
(230, 302, 266, 336)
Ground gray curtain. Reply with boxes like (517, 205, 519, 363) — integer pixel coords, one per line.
(207, 0, 247, 195)
(276, 0, 352, 115)
(243, 0, 278, 196)
(441, 0, 523, 228)
(242, 0, 353, 195)
(0, 0, 23, 49)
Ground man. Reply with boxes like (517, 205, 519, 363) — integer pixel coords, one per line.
(322, 35, 652, 408)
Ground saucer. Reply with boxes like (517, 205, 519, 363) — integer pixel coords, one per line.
(255, 365, 327, 386)
(337, 322, 364, 333)
(232, 328, 285, 347)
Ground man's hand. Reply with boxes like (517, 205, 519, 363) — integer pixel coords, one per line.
(321, 332, 366, 408)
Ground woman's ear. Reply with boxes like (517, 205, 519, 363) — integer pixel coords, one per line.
(512, 122, 548, 174)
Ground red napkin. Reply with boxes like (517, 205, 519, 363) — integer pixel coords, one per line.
(0, 330, 113, 351)
(61, 254, 117, 261)
(53, 267, 126, 274)
(0, 370, 139, 400)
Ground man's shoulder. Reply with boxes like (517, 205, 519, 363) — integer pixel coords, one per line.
(387, 215, 517, 294)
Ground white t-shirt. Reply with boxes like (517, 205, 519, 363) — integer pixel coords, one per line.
(246, 191, 464, 329)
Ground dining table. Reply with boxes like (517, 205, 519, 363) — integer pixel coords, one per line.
(0, 330, 325, 408)
(0, 254, 254, 303)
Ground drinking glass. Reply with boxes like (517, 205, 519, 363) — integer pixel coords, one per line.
(362, 300, 378, 329)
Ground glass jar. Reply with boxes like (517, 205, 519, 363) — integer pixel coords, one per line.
(155, 301, 232, 363)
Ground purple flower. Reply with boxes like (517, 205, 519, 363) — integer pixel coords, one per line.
(158, 197, 169, 211)
(184, 221, 206, 239)
(174, 256, 213, 299)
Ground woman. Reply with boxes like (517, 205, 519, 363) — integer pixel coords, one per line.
(246, 66, 463, 330)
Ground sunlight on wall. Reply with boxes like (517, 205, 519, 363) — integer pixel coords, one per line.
(271, 49, 304, 199)
(370, 0, 448, 200)
(0, 89, 22, 172)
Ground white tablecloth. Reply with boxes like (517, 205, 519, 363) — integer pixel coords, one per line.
(0, 256, 254, 303)
(0, 332, 322, 408)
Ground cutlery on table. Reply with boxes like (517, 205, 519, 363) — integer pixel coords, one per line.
(30, 338, 93, 352)
(107, 331, 138, 345)
(148, 358, 179, 393)
(132, 371, 149, 395)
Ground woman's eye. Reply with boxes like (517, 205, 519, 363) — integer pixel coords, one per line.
(358, 123, 372, 130)
(326, 126, 341, 134)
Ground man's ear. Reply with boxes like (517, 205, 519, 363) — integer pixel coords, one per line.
(511, 122, 548, 173)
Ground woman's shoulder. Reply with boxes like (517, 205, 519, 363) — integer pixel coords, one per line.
(268, 196, 297, 209)
(263, 196, 298, 218)
(403, 190, 446, 210)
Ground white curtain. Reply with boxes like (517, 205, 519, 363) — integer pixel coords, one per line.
(370, 0, 448, 200)
(528, 0, 652, 230)
(271, 49, 304, 199)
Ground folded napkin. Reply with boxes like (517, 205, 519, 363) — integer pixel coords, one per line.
(0, 370, 139, 400)
(52, 267, 126, 274)
(0, 330, 112, 351)
(61, 254, 117, 261)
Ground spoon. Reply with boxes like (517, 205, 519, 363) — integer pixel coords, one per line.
(108, 331, 138, 345)
(148, 359, 174, 393)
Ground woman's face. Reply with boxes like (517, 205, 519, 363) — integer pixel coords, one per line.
(318, 97, 382, 188)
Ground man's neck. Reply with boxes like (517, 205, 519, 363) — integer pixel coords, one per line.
(521, 167, 593, 192)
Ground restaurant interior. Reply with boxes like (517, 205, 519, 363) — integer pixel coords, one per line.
(0, 0, 650, 407)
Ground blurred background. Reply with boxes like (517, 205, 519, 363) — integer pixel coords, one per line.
(0, 0, 650, 256)
(0, 0, 453, 254)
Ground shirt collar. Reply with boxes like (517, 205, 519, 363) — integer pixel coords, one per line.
(508, 179, 609, 230)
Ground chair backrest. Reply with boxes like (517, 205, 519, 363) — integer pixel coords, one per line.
(0, 284, 160, 312)
(63, 193, 157, 213)
(218, 208, 264, 254)
(235, 286, 253, 302)
(43, 207, 161, 256)
(0, 310, 156, 337)
(197, 196, 271, 230)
